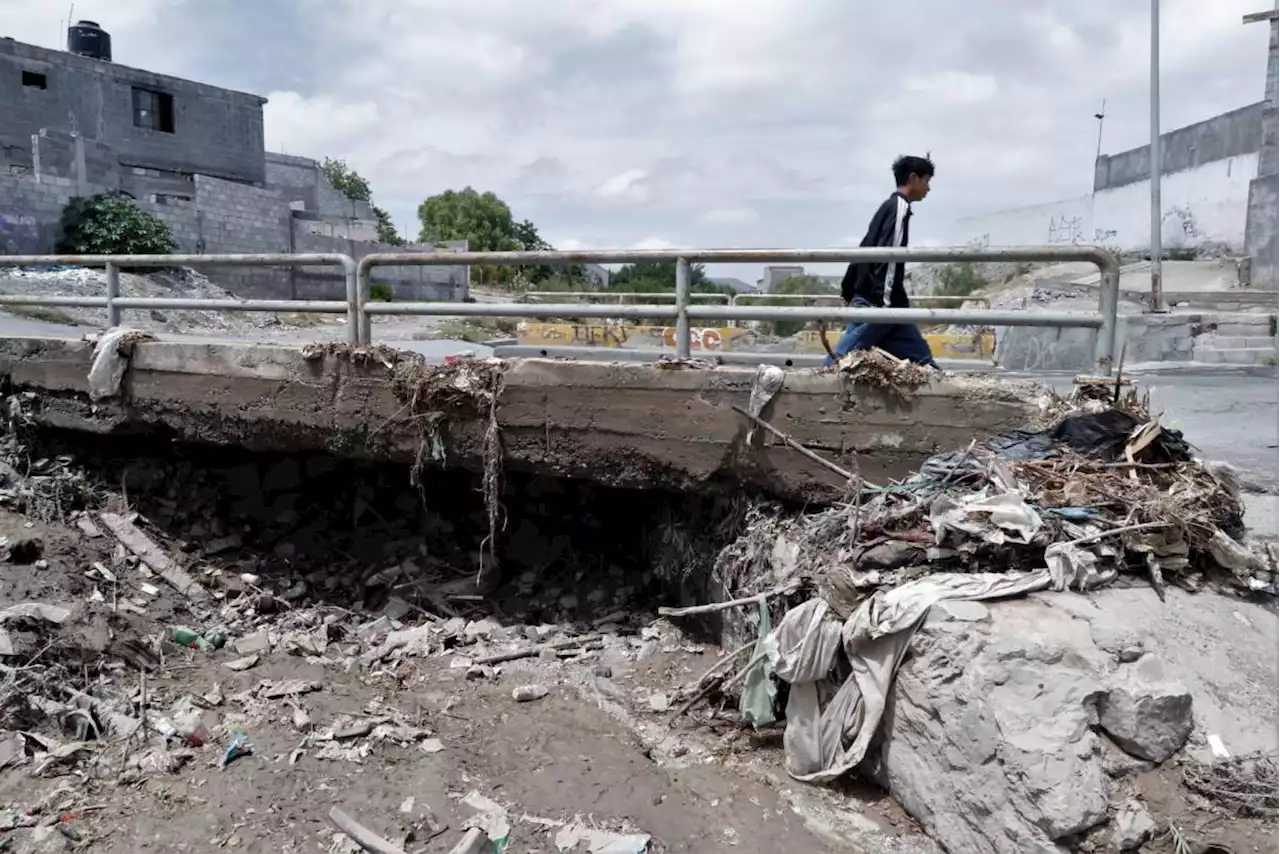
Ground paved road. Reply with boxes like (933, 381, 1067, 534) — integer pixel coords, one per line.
(1028, 370, 1279, 488)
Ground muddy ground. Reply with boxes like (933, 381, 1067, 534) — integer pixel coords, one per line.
(0, 424, 1272, 854)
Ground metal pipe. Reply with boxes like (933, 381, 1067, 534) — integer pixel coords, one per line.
(675, 257, 691, 359)
(356, 245, 1118, 268)
(0, 295, 110, 307)
(1095, 262, 1122, 374)
(1150, 0, 1164, 311)
(363, 302, 680, 319)
(687, 305, 1105, 328)
(357, 265, 372, 346)
(521, 291, 729, 304)
(109, 298, 348, 312)
(105, 261, 120, 328)
(340, 256, 359, 346)
(0, 253, 354, 268)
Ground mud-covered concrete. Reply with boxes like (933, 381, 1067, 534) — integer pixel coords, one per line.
(0, 336, 1047, 502)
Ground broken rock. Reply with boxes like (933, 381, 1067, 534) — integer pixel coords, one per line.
(1097, 657, 1193, 763)
(1110, 798, 1155, 851)
(869, 595, 1112, 853)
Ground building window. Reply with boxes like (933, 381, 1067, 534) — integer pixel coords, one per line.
(132, 87, 175, 133)
(22, 71, 47, 89)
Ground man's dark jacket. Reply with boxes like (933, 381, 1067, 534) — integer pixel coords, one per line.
(840, 192, 910, 308)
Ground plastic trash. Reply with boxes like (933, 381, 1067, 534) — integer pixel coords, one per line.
(221, 731, 253, 768)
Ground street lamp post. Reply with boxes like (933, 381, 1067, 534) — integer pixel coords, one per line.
(1150, 0, 1165, 311)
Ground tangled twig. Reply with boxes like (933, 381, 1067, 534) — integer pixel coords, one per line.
(1182, 752, 1279, 818)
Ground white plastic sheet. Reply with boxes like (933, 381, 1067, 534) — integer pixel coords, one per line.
(88, 328, 146, 401)
(930, 492, 1043, 545)
(770, 570, 1052, 783)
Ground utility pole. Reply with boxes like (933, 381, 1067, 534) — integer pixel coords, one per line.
(1094, 99, 1107, 163)
(1149, 0, 1164, 311)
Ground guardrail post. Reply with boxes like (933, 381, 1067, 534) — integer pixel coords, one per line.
(105, 262, 121, 328)
(1094, 259, 1120, 376)
(341, 256, 359, 346)
(357, 264, 372, 346)
(675, 257, 691, 359)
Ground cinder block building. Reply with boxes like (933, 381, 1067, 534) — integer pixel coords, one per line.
(0, 21, 465, 300)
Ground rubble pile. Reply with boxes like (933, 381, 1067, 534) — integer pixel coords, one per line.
(0, 365, 1273, 852)
(660, 382, 1278, 852)
(0, 265, 326, 332)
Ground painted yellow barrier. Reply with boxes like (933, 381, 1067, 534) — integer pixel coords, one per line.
(517, 322, 750, 351)
(517, 322, 996, 360)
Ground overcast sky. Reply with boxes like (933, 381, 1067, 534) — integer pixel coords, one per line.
(3, 1, 1273, 280)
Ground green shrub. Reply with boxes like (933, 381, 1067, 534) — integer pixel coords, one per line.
(934, 262, 988, 297)
(57, 193, 177, 256)
(369, 282, 393, 302)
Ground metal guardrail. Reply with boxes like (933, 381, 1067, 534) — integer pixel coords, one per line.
(358, 247, 1120, 372)
(0, 245, 1121, 373)
(0, 254, 359, 344)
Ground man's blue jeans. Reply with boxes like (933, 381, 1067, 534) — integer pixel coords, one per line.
(823, 298, 939, 367)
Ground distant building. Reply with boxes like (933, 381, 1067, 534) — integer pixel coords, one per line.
(758, 265, 805, 293)
(0, 23, 466, 300)
(583, 263, 610, 288)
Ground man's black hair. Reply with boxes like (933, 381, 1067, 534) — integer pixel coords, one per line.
(892, 155, 935, 186)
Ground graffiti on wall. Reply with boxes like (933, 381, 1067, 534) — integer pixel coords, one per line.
(0, 212, 38, 254)
(517, 322, 748, 351)
(1047, 215, 1086, 245)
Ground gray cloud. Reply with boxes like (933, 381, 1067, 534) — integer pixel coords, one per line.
(1, 0, 1271, 274)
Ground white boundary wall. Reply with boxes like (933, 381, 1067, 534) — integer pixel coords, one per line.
(954, 152, 1259, 251)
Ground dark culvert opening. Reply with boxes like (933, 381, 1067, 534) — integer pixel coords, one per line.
(26, 428, 759, 632)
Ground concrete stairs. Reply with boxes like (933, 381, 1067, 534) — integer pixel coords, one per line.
(1192, 333, 1278, 365)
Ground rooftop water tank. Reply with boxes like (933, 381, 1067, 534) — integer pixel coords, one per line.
(67, 20, 111, 61)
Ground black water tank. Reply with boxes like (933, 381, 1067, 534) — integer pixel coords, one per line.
(67, 20, 111, 61)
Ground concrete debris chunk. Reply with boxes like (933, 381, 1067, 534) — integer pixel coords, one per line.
(99, 512, 208, 602)
(461, 791, 510, 846)
(224, 654, 260, 672)
(555, 818, 651, 853)
(233, 631, 271, 655)
(0, 602, 71, 626)
(1097, 659, 1194, 763)
(512, 684, 549, 703)
(258, 679, 322, 699)
(1110, 799, 1155, 851)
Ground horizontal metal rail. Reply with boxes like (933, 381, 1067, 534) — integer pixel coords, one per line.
(520, 291, 730, 304)
(687, 306, 1099, 327)
(364, 302, 678, 319)
(0, 254, 359, 344)
(730, 293, 991, 308)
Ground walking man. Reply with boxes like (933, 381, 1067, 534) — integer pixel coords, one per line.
(825, 155, 940, 368)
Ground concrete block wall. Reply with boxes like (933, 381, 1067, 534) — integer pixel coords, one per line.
(995, 312, 1278, 371)
(0, 39, 266, 184)
(0, 132, 33, 175)
(1094, 102, 1265, 191)
(187, 174, 291, 296)
(139, 196, 200, 253)
(290, 230, 467, 301)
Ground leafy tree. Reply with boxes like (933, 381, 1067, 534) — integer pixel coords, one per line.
(319, 157, 371, 202)
(373, 206, 405, 246)
(609, 261, 729, 295)
(57, 193, 177, 257)
(418, 187, 521, 253)
(418, 189, 590, 288)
